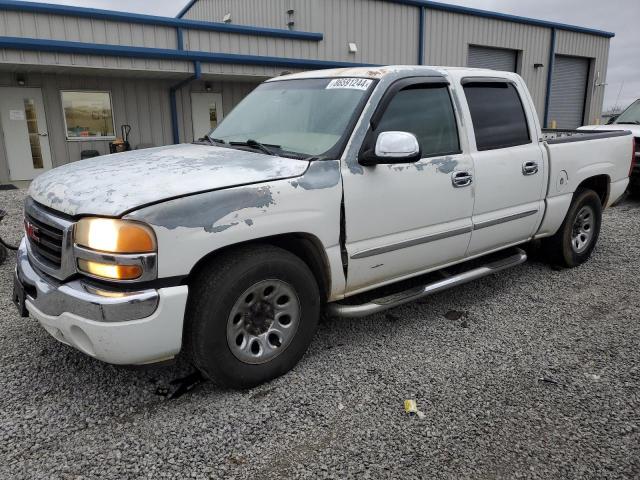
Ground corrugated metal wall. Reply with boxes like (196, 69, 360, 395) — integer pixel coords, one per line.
(183, 0, 419, 65)
(423, 9, 552, 123)
(0, 72, 255, 181)
(0, 9, 192, 74)
(555, 30, 609, 125)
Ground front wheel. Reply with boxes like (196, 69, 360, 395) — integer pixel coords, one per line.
(542, 189, 602, 268)
(184, 244, 320, 389)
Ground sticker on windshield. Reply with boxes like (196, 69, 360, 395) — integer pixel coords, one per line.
(326, 78, 373, 91)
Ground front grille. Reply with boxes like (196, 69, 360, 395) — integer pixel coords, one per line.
(25, 212, 64, 268)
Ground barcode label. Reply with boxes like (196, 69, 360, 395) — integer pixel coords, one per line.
(326, 78, 373, 91)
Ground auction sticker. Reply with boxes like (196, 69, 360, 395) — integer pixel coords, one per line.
(326, 78, 373, 90)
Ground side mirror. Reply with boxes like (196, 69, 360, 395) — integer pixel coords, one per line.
(359, 131, 421, 166)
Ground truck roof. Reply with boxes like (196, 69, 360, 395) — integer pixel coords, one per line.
(269, 65, 512, 82)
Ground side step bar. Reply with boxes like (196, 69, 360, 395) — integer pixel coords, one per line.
(327, 248, 527, 318)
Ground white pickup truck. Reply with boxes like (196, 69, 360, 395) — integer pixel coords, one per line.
(13, 66, 634, 388)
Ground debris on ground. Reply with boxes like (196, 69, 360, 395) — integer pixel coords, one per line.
(154, 371, 204, 400)
(404, 399, 426, 419)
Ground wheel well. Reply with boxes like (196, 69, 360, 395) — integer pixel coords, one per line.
(576, 175, 609, 206)
(186, 233, 332, 301)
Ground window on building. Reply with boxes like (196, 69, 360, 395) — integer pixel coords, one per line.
(463, 82, 531, 151)
(376, 85, 460, 158)
(61, 91, 115, 140)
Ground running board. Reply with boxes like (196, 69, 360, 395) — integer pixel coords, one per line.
(327, 248, 527, 318)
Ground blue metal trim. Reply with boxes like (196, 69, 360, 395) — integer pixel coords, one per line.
(417, 6, 425, 65)
(0, 36, 374, 69)
(0, 0, 323, 41)
(543, 29, 557, 128)
(176, 28, 184, 51)
(176, 0, 198, 19)
(170, 61, 203, 144)
(381, 0, 615, 38)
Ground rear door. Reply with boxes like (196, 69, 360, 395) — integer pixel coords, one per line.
(461, 78, 546, 256)
(342, 79, 474, 294)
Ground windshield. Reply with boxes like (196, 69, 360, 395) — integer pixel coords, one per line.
(209, 77, 375, 157)
(614, 100, 640, 124)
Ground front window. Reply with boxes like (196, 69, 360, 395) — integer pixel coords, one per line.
(614, 100, 640, 125)
(210, 77, 375, 157)
(61, 91, 116, 140)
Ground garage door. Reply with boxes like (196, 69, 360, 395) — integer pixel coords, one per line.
(467, 45, 518, 72)
(547, 55, 590, 129)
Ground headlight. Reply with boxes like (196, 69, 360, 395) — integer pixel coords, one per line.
(74, 218, 157, 281)
(75, 218, 156, 253)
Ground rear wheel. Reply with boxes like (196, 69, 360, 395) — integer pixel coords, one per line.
(542, 189, 602, 268)
(184, 244, 320, 389)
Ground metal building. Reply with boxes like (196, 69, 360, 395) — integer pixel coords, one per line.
(0, 0, 613, 182)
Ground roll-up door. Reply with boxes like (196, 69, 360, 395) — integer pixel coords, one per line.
(467, 45, 518, 72)
(547, 55, 590, 129)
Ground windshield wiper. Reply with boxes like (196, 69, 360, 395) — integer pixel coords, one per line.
(229, 139, 279, 156)
(616, 121, 640, 125)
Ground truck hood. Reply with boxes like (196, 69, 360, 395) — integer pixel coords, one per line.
(580, 124, 640, 136)
(29, 144, 310, 217)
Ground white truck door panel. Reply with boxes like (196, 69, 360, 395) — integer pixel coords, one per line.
(342, 81, 474, 294)
(461, 80, 546, 255)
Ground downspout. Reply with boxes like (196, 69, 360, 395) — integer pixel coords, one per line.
(170, 26, 201, 144)
(418, 6, 425, 65)
(543, 28, 557, 128)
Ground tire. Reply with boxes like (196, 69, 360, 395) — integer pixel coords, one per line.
(184, 244, 320, 389)
(542, 189, 602, 268)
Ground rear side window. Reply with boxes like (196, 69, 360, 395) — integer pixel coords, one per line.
(463, 82, 531, 151)
(376, 85, 460, 157)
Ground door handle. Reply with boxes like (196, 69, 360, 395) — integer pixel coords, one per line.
(451, 171, 473, 188)
(522, 161, 539, 175)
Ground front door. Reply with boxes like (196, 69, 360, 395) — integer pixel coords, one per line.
(343, 80, 474, 294)
(191, 92, 224, 141)
(0, 87, 53, 181)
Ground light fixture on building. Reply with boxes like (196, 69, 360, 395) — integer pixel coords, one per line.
(16, 74, 26, 86)
(205, 82, 212, 92)
(348, 42, 358, 54)
(222, 12, 231, 23)
(287, 9, 294, 15)
(287, 21, 295, 29)
(534, 63, 544, 69)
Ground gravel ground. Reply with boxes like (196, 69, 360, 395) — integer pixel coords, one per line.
(0, 187, 639, 479)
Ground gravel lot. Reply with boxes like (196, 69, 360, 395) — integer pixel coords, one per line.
(0, 187, 639, 479)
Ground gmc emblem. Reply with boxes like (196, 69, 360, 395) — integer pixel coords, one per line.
(24, 219, 40, 243)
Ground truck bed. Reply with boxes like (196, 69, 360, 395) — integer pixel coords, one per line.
(542, 128, 630, 143)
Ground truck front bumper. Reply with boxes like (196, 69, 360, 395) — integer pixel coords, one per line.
(15, 239, 188, 365)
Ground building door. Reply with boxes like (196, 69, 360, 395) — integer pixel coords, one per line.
(467, 45, 518, 72)
(547, 55, 590, 129)
(0, 87, 53, 181)
(191, 92, 224, 141)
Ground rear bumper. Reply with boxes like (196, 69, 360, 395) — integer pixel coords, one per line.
(16, 238, 189, 365)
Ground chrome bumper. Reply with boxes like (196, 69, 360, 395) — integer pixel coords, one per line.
(16, 238, 159, 322)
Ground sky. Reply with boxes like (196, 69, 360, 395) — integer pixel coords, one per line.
(21, 0, 640, 112)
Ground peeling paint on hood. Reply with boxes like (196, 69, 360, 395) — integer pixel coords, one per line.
(28, 144, 310, 217)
